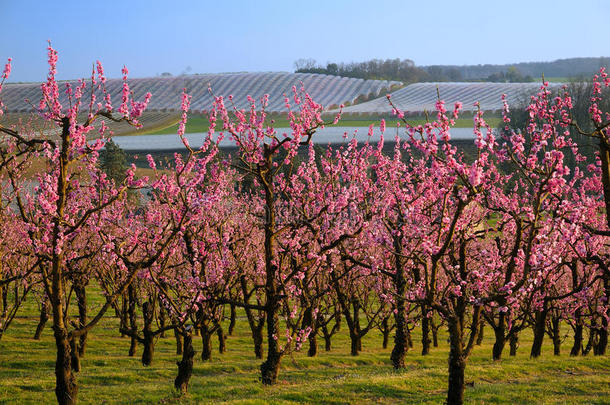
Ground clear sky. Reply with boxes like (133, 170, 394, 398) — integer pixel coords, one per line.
(1, 0, 609, 82)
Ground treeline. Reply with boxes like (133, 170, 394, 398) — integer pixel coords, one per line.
(294, 58, 430, 83)
(295, 57, 610, 83)
(431, 57, 610, 80)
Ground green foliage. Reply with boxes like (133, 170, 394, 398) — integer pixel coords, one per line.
(99, 140, 128, 184)
(485, 66, 534, 83)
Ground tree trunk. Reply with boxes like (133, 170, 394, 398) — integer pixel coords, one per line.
(594, 329, 607, 355)
(119, 293, 128, 338)
(446, 318, 466, 405)
(421, 308, 431, 355)
(174, 327, 183, 355)
(228, 303, 236, 336)
(530, 308, 547, 358)
(307, 332, 318, 357)
(492, 314, 506, 361)
(141, 301, 155, 366)
(583, 322, 597, 356)
(127, 284, 138, 357)
(0, 284, 6, 319)
(158, 305, 166, 338)
(74, 284, 87, 357)
(52, 120, 78, 405)
(391, 261, 409, 368)
(302, 306, 318, 357)
(260, 295, 281, 384)
(200, 323, 213, 361)
(382, 317, 390, 350)
(69, 337, 80, 373)
(551, 316, 561, 356)
(250, 322, 263, 359)
(260, 154, 282, 386)
(406, 326, 414, 348)
(34, 297, 49, 340)
(322, 324, 332, 351)
(349, 330, 361, 356)
(54, 326, 78, 405)
(174, 328, 195, 394)
(431, 321, 438, 348)
(594, 278, 609, 355)
(217, 325, 226, 354)
(347, 298, 362, 356)
(476, 318, 484, 345)
(509, 332, 519, 356)
(570, 314, 583, 356)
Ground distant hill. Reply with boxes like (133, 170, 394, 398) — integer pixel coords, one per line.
(295, 57, 610, 83)
(424, 57, 610, 81)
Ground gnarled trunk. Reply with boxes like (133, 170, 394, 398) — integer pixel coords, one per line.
(141, 301, 155, 366)
(260, 292, 281, 384)
(570, 314, 583, 356)
(34, 297, 49, 340)
(431, 319, 438, 348)
(446, 318, 465, 405)
(381, 317, 390, 349)
(551, 316, 561, 356)
(492, 313, 506, 361)
(253, 324, 264, 359)
(391, 254, 408, 368)
(476, 318, 484, 345)
(583, 322, 597, 356)
(530, 307, 548, 358)
(69, 336, 80, 373)
(158, 305, 166, 338)
(308, 332, 318, 357)
(200, 323, 213, 361)
(228, 303, 236, 336)
(174, 327, 183, 355)
(421, 308, 431, 355)
(595, 278, 609, 355)
(322, 324, 333, 352)
(74, 284, 87, 357)
(302, 306, 318, 357)
(217, 325, 226, 354)
(127, 284, 138, 357)
(54, 325, 78, 405)
(174, 328, 195, 394)
(349, 330, 362, 356)
(509, 332, 519, 356)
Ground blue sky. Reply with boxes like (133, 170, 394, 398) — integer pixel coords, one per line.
(1, 0, 609, 82)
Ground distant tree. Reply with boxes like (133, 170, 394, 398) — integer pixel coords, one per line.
(99, 139, 127, 184)
(295, 57, 429, 83)
(446, 68, 463, 81)
(326, 63, 338, 75)
(426, 66, 447, 81)
(294, 58, 319, 71)
(485, 66, 532, 83)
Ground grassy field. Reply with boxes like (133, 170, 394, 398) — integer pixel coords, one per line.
(141, 114, 502, 136)
(0, 291, 608, 405)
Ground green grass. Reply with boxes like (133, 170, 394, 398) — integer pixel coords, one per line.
(0, 293, 608, 404)
(142, 114, 502, 135)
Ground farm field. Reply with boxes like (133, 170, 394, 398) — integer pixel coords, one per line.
(0, 293, 608, 404)
(141, 114, 503, 136)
